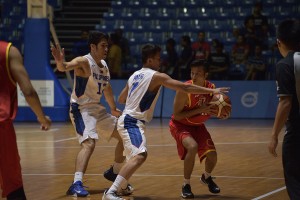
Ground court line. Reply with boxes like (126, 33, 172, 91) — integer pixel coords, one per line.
(16, 128, 59, 133)
(16, 141, 282, 146)
(251, 186, 286, 200)
(22, 173, 284, 180)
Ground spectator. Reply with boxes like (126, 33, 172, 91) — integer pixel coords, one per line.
(240, 18, 257, 56)
(107, 33, 122, 78)
(72, 30, 89, 58)
(191, 30, 211, 60)
(245, 45, 266, 80)
(245, 2, 269, 34)
(229, 35, 249, 79)
(211, 39, 221, 54)
(176, 35, 193, 80)
(160, 38, 178, 78)
(231, 35, 249, 65)
(208, 41, 230, 80)
(114, 28, 131, 70)
(245, 2, 270, 50)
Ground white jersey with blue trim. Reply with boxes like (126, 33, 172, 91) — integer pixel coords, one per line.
(70, 53, 110, 105)
(123, 68, 161, 122)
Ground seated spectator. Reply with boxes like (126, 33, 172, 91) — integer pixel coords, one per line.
(191, 30, 211, 60)
(240, 18, 258, 56)
(232, 26, 240, 41)
(208, 42, 230, 80)
(176, 35, 193, 80)
(245, 45, 266, 80)
(211, 38, 221, 54)
(229, 35, 249, 80)
(71, 30, 89, 58)
(161, 38, 178, 78)
(231, 35, 249, 65)
(107, 33, 122, 78)
(114, 28, 131, 70)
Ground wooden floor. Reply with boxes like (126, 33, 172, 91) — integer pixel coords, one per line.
(1, 118, 289, 200)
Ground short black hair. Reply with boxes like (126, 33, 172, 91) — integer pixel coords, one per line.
(88, 31, 108, 46)
(141, 44, 161, 64)
(277, 19, 300, 51)
(166, 38, 176, 46)
(109, 33, 120, 44)
(190, 59, 209, 73)
(181, 35, 191, 45)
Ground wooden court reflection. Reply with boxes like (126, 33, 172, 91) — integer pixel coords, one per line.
(1, 119, 289, 200)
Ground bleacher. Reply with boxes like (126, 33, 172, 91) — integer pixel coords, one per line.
(96, 0, 300, 78)
(1, 0, 299, 79)
(0, 0, 27, 52)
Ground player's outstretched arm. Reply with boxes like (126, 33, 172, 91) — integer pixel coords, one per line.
(155, 72, 230, 94)
(9, 45, 51, 130)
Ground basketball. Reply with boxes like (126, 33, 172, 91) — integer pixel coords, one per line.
(209, 94, 232, 118)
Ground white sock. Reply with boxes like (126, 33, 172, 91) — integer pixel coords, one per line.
(74, 172, 83, 183)
(204, 171, 211, 179)
(107, 175, 127, 193)
(113, 162, 123, 174)
(184, 179, 190, 186)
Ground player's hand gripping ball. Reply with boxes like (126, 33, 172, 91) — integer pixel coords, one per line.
(209, 94, 231, 119)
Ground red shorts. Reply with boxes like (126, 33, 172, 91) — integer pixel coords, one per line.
(0, 120, 23, 197)
(169, 119, 216, 162)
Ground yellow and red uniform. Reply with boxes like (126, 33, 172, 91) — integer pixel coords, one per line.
(0, 41, 23, 197)
(169, 80, 216, 162)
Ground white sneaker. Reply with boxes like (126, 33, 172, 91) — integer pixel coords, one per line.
(102, 189, 124, 200)
(118, 184, 134, 196)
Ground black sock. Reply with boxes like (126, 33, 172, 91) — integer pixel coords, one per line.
(7, 187, 27, 200)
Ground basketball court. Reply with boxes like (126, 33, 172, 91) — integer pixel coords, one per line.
(0, 118, 288, 200)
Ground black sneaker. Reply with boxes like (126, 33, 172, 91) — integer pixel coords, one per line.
(103, 166, 134, 195)
(103, 166, 117, 182)
(200, 174, 220, 194)
(181, 184, 194, 199)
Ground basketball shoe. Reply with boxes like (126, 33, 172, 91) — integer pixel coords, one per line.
(102, 189, 124, 200)
(181, 184, 194, 199)
(200, 174, 220, 193)
(103, 166, 134, 195)
(66, 181, 89, 197)
(103, 166, 117, 182)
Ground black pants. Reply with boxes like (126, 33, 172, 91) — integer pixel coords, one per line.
(282, 135, 300, 200)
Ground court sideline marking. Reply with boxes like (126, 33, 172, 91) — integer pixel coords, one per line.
(251, 186, 286, 200)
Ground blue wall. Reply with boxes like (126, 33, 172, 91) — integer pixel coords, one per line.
(15, 19, 69, 122)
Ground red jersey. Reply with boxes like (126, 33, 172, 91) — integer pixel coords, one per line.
(171, 80, 215, 126)
(0, 41, 17, 121)
(191, 41, 211, 60)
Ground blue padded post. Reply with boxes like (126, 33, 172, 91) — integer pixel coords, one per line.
(15, 18, 69, 121)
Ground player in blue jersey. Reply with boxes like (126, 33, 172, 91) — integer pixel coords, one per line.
(102, 44, 229, 200)
(52, 31, 132, 197)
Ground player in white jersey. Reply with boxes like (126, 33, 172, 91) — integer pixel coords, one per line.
(102, 44, 230, 200)
(51, 31, 131, 197)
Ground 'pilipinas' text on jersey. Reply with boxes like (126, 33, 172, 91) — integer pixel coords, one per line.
(70, 53, 110, 105)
